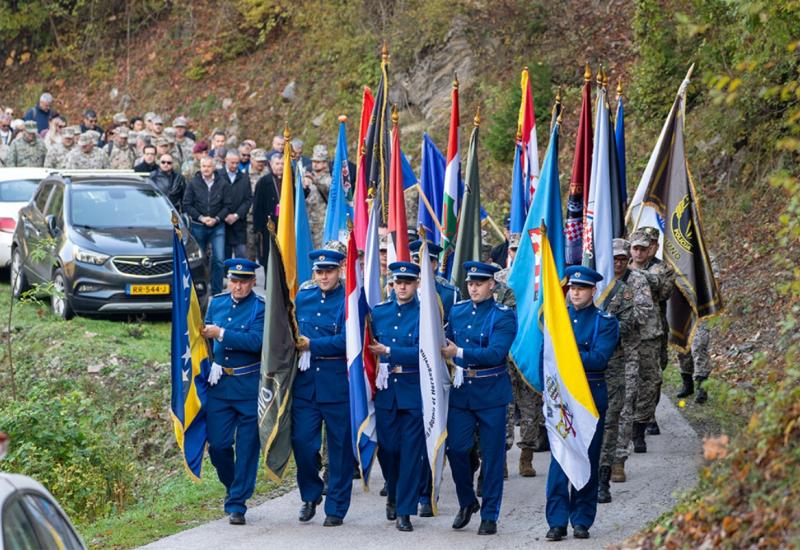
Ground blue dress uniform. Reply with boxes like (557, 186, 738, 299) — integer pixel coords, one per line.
(446, 261, 517, 533)
(410, 240, 460, 321)
(371, 262, 426, 530)
(545, 266, 619, 539)
(204, 259, 265, 521)
(291, 250, 354, 524)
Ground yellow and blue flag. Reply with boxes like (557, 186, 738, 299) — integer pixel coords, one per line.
(540, 227, 598, 490)
(170, 227, 209, 479)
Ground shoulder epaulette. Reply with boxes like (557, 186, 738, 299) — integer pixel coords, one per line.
(494, 303, 510, 311)
(213, 291, 231, 298)
(298, 281, 318, 291)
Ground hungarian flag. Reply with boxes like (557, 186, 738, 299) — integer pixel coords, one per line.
(440, 76, 460, 274)
(345, 229, 378, 485)
(276, 126, 297, 299)
(638, 66, 723, 351)
(540, 225, 599, 490)
(386, 106, 409, 265)
(450, 111, 482, 295)
(353, 87, 375, 250)
(518, 67, 540, 203)
(565, 65, 593, 266)
(258, 225, 298, 481)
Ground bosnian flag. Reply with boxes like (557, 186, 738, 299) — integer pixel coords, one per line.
(346, 228, 378, 485)
(519, 67, 540, 203)
(440, 76, 460, 272)
(540, 227, 599, 490)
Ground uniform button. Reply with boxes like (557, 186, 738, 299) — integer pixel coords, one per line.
(393, 378, 397, 383)
(233, 304, 237, 308)
(314, 326, 318, 330)
(466, 338, 470, 342)
(573, 319, 578, 323)
(228, 317, 232, 321)
(392, 338, 396, 342)
(467, 325, 471, 329)
(320, 299, 325, 303)
(471, 311, 475, 315)
(316, 367, 320, 372)
(317, 312, 321, 316)
(225, 356, 229, 360)
(468, 380, 472, 384)
(393, 325, 398, 330)
(397, 313, 401, 317)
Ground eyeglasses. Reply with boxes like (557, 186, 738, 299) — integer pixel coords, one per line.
(240, 154, 250, 158)
(160, 160, 173, 165)
(86, 119, 97, 124)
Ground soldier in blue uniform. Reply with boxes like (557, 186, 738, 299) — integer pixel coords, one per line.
(442, 261, 517, 535)
(201, 258, 265, 525)
(409, 239, 460, 321)
(292, 249, 353, 527)
(545, 266, 619, 541)
(368, 262, 425, 532)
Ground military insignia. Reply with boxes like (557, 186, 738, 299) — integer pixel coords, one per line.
(319, 255, 325, 261)
(671, 194, 694, 253)
(470, 267, 477, 272)
(236, 264, 243, 270)
(400, 266, 407, 272)
(574, 272, 581, 279)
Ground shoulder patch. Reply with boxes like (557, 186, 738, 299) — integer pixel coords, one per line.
(494, 303, 510, 311)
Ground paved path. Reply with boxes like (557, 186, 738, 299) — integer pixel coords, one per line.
(140, 395, 700, 550)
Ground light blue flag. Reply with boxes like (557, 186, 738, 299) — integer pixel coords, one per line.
(509, 142, 527, 234)
(507, 121, 563, 391)
(295, 162, 313, 284)
(418, 133, 445, 244)
(323, 120, 352, 243)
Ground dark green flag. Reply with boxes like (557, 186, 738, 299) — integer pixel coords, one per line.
(643, 92, 723, 352)
(450, 115, 482, 295)
(258, 227, 298, 481)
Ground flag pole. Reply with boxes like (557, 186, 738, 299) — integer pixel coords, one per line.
(410, 183, 446, 235)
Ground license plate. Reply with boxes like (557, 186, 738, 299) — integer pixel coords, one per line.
(126, 284, 170, 295)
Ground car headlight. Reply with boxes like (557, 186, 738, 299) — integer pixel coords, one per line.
(73, 245, 110, 265)
(187, 247, 203, 261)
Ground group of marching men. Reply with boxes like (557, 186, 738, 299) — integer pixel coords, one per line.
(196, 215, 704, 541)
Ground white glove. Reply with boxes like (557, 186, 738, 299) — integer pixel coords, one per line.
(453, 366, 464, 388)
(208, 362, 223, 386)
(376, 363, 389, 390)
(299, 350, 311, 371)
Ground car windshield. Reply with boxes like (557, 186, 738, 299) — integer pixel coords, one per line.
(69, 185, 174, 228)
(0, 179, 39, 202)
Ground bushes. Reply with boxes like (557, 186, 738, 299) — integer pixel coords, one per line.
(0, 383, 135, 523)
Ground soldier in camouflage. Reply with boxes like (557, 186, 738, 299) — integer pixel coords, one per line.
(65, 132, 110, 169)
(172, 117, 195, 174)
(494, 233, 544, 478)
(7, 121, 47, 167)
(628, 228, 667, 454)
(304, 145, 331, 248)
(107, 127, 136, 170)
(596, 238, 653, 498)
(246, 149, 269, 261)
(44, 126, 77, 169)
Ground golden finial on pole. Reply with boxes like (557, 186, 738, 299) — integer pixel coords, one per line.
(616, 79, 623, 100)
(556, 85, 562, 105)
(453, 72, 459, 89)
(391, 104, 399, 126)
(346, 217, 354, 231)
(338, 114, 348, 123)
(283, 122, 290, 141)
(602, 68, 609, 89)
(382, 43, 389, 62)
(473, 105, 481, 127)
(584, 62, 592, 82)
(596, 65, 603, 87)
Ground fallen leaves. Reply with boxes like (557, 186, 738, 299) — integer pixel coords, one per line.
(703, 434, 730, 460)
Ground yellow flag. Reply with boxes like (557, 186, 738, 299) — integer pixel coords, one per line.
(277, 125, 297, 299)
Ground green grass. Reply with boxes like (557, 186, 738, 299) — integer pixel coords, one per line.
(0, 280, 296, 549)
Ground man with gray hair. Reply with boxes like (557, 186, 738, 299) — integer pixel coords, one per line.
(7, 121, 47, 167)
(23, 93, 56, 133)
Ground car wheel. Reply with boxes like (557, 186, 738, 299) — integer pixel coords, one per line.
(10, 248, 29, 298)
(51, 268, 74, 320)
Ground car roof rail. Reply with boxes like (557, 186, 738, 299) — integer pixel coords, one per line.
(47, 169, 147, 178)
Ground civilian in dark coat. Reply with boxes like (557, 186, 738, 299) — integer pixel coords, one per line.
(23, 93, 56, 133)
(134, 145, 158, 173)
(183, 157, 229, 295)
(218, 151, 252, 259)
(147, 152, 186, 211)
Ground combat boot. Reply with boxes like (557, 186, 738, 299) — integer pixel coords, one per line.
(676, 373, 694, 398)
(646, 420, 660, 435)
(611, 461, 626, 482)
(632, 422, 647, 453)
(695, 377, 708, 404)
(597, 466, 612, 503)
(519, 448, 536, 477)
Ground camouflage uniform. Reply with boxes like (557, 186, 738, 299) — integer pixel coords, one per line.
(7, 123, 47, 167)
(306, 171, 331, 249)
(44, 141, 75, 169)
(107, 143, 136, 170)
(247, 149, 270, 261)
(65, 136, 111, 170)
(678, 321, 711, 378)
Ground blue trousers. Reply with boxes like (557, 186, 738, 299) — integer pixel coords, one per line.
(545, 380, 608, 529)
(206, 395, 261, 515)
(446, 404, 507, 521)
(291, 397, 354, 518)
(375, 405, 425, 516)
(190, 222, 225, 295)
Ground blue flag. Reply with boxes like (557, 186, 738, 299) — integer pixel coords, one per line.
(418, 133, 445, 244)
(509, 142, 527, 234)
(295, 162, 313, 284)
(507, 121, 563, 391)
(401, 149, 418, 190)
(323, 120, 352, 243)
(615, 96, 628, 212)
(170, 228, 209, 478)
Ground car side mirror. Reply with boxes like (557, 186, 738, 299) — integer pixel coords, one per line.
(181, 212, 191, 229)
(45, 214, 59, 237)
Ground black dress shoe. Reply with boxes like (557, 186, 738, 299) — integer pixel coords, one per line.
(229, 512, 246, 525)
(452, 500, 480, 529)
(323, 515, 343, 527)
(419, 502, 434, 517)
(478, 519, 497, 535)
(380, 481, 388, 497)
(385, 500, 397, 521)
(298, 496, 322, 522)
(545, 526, 567, 541)
(573, 525, 590, 539)
(396, 515, 413, 532)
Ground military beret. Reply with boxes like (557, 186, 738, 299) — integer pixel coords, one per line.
(565, 265, 603, 287)
(192, 140, 209, 154)
(389, 261, 420, 281)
